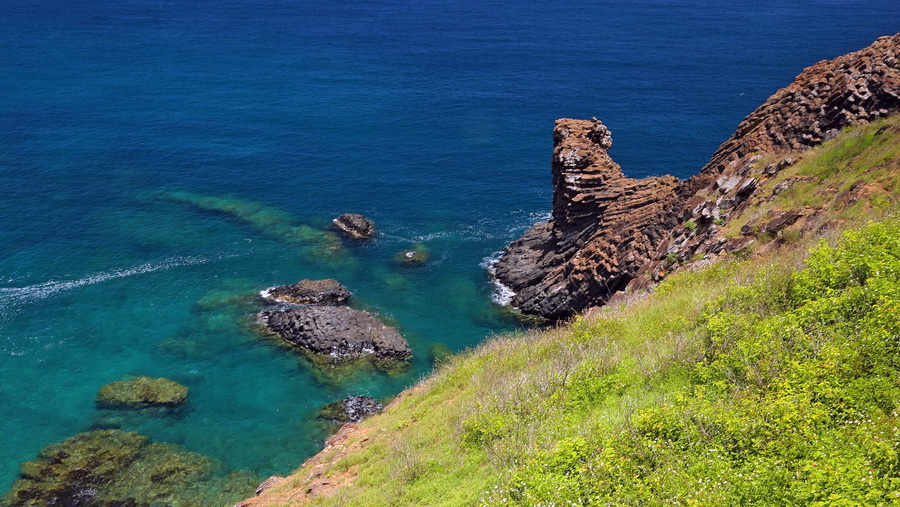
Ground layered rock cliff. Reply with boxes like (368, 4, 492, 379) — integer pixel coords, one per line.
(494, 33, 900, 320)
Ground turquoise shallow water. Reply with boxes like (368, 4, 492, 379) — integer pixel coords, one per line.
(2, 0, 899, 497)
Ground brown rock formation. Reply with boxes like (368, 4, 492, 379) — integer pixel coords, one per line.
(333, 213, 375, 239)
(493, 118, 679, 320)
(494, 33, 900, 320)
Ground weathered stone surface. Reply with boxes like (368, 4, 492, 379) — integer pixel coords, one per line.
(96, 377, 189, 409)
(763, 211, 804, 234)
(261, 278, 350, 305)
(319, 396, 384, 424)
(333, 213, 374, 239)
(495, 34, 900, 320)
(493, 118, 680, 320)
(262, 306, 411, 360)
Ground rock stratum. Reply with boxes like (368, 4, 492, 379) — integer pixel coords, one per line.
(494, 33, 900, 320)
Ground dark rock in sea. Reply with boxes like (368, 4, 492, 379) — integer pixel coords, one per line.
(395, 244, 430, 266)
(261, 305, 411, 360)
(494, 34, 900, 320)
(333, 213, 375, 239)
(261, 278, 350, 305)
(96, 377, 189, 409)
(1, 429, 257, 506)
(319, 396, 384, 424)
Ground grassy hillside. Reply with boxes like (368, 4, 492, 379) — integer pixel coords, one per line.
(251, 119, 900, 506)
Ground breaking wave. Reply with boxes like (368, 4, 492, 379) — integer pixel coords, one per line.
(0, 254, 226, 308)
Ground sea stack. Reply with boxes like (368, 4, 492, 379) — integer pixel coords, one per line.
(493, 34, 900, 320)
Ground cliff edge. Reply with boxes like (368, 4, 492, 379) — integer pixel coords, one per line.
(494, 33, 900, 320)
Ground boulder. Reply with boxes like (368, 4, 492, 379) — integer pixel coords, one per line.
(261, 278, 350, 305)
(333, 213, 374, 239)
(261, 306, 411, 360)
(96, 377, 189, 409)
(319, 396, 383, 424)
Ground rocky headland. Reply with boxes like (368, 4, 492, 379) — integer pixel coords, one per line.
(494, 33, 900, 320)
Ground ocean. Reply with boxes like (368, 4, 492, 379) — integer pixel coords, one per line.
(1, 0, 898, 497)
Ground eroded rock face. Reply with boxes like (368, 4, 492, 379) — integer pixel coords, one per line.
(262, 306, 411, 360)
(333, 213, 374, 239)
(261, 279, 350, 305)
(493, 118, 680, 320)
(319, 396, 384, 424)
(495, 34, 900, 320)
(96, 377, 189, 409)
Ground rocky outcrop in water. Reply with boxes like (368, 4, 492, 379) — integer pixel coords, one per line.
(261, 279, 350, 305)
(319, 396, 384, 424)
(396, 244, 430, 266)
(333, 213, 375, 239)
(495, 33, 900, 320)
(96, 377, 189, 409)
(262, 306, 411, 360)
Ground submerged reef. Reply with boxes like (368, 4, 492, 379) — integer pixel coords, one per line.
(395, 244, 430, 266)
(158, 190, 347, 262)
(2, 430, 257, 506)
(96, 377, 189, 409)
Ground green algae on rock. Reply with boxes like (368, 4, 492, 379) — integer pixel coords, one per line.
(2, 430, 258, 506)
(395, 244, 430, 266)
(96, 377, 189, 409)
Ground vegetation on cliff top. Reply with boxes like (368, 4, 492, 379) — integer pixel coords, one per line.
(250, 120, 900, 506)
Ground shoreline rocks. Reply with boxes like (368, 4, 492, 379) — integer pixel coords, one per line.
(96, 377, 189, 409)
(333, 213, 375, 239)
(261, 305, 411, 361)
(494, 34, 900, 321)
(261, 279, 350, 305)
(319, 396, 384, 424)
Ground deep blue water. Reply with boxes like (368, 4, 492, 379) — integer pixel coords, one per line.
(2, 0, 898, 496)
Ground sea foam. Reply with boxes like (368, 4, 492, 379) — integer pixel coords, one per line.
(0, 255, 223, 308)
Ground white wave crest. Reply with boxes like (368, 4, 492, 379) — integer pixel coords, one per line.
(481, 252, 516, 306)
(0, 255, 222, 307)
